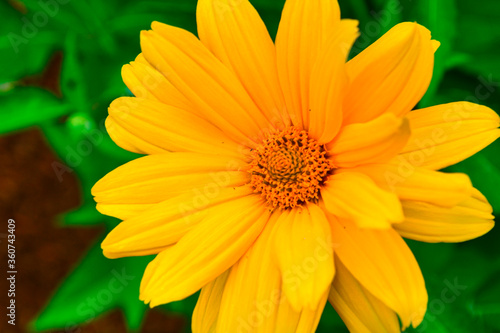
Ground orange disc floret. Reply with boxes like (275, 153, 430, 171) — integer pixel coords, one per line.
(249, 127, 335, 209)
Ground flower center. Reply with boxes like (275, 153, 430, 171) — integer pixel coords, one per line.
(249, 127, 334, 209)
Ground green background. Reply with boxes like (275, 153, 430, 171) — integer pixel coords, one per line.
(1, 0, 499, 332)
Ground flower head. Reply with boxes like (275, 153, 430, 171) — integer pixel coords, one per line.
(249, 126, 335, 209)
(93, 0, 499, 331)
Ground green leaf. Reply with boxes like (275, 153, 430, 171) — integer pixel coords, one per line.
(21, 0, 91, 34)
(472, 271, 500, 331)
(405, 241, 495, 333)
(0, 87, 70, 134)
(32, 233, 151, 332)
(61, 31, 89, 115)
(455, 0, 500, 52)
(461, 51, 500, 84)
(454, 0, 500, 82)
(0, 2, 63, 82)
(87, 0, 120, 20)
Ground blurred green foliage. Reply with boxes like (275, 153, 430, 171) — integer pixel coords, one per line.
(1, 0, 499, 332)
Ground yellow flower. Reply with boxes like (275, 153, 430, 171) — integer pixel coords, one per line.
(92, 0, 499, 331)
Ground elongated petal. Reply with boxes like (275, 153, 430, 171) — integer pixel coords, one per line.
(351, 162, 473, 207)
(107, 115, 165, 155)
(328, 114, 410, 168)
(329, 217, 427, 330)
(122, 54, 191, 110)
(197, 0, 289, 128)
(276, 0, 341, 129)
(287, 291, 328, 333)
(395, 188, 494, 243)
(96, 202, 154, 220)
(140, 195, 270, 306)
(141, 23, 272, 146)
(344, 22, 435, 124)
(92, 153, 249, 205)
(102, 186, 253, 258)
(216, 213, 281, 332)
(329, 258, 400, 333)
(309, 20, 359, 143)
(216, 212, 328, 333)
(107, 97, 242, 157)
(321, 172, 403, 229)
(274, 204, 334, 311)
(192, 271, 230, 333)
(400, 102, 500, 170)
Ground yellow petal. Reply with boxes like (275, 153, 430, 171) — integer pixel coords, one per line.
(321, 172, 403, 229)
(96, 202, 154, 220)
(197, 0, 289, 128)
(329, 258, 400, 333)
(291, 291, 328, 333)
(140, 195, 270, 307)
(92, 153, 249, 205)
(216, 212, 328, 333)
(329, 217, 428, 330)
(192, 270, 230, 333)
(216, 213, 282, 332)
(309, 20, 359, 143)
(274, 204, 334, 311)
(432, 40, 441, 52)
(122, 54, 191, 110)
(351, 161, 473, 207)
(276, 0, 341, 129)
(344, 22, 435, 124)
(106, 116, 165, 155)
(400, 102, 500, 170)
(328, 113, 410, 168)
(394, 188, 494, 243)
(108, 97, 242, 157)
(101, 186, 253, 258)
(141, 23, 273, 146)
